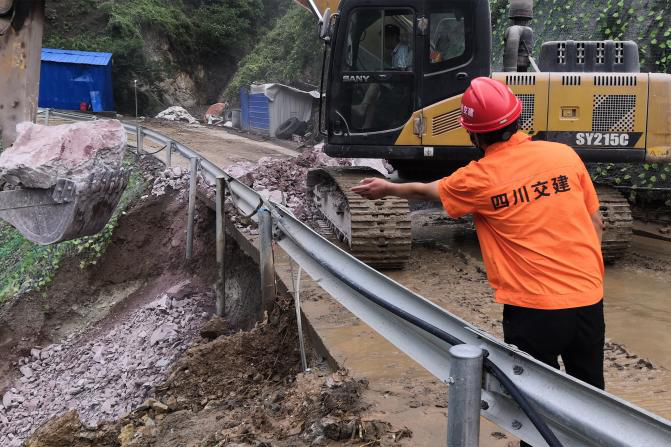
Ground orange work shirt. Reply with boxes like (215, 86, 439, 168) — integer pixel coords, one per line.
(438, 132, 604, 310)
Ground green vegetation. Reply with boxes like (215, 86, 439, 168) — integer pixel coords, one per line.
(223, 5, 324, 100)
(0, 157, 147, 302)
(44, 0, 291, 115)
(588, 161, 671, 207)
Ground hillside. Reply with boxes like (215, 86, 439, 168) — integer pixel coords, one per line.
(223, 4, 324, 100)
(43, 1, 671, 114)
(44, 0, 292, 115)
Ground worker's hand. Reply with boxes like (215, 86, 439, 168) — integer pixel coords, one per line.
(351, 178, 394, 200)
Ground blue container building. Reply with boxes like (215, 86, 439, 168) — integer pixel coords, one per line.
(39, 48, 115, 112)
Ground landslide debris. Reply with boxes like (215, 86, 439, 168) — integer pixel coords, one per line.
(226, 145, 389, 220)
(0, 281, 211, 446)
(26, 297, 409, 447)
(0, 153, 221, 444)
(155, 107, 198, 125)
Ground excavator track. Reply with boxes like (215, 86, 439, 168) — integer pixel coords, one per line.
(307, 167, 411, 269)
(597, 185, 633, 263)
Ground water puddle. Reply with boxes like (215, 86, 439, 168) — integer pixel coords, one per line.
(604, 236, 671, 369)
(414, 217, 671, 369)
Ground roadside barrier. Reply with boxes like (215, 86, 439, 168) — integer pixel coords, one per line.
(39, 109, 671, 446)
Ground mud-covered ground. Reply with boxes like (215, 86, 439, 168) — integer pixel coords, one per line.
(25, 298, 408, 447)
(6, 118, 671, 446)
(0, 156, 406, 446)
(399, 211, 671, 418)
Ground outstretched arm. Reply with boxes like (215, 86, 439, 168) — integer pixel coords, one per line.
(351, 178, 441, 202)
(591, 210, 604, 243)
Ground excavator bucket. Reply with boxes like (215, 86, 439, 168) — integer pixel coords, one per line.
(0, 169, 129, 245)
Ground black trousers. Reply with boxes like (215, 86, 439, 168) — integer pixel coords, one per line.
(502, 300, 605, 447)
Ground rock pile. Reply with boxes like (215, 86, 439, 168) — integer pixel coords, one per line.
(224, 145, 391, 220)
(0, 280, 210, 446)
(155, 106, 198, 124)
(0, 120, 127, 189)
(150, 166, 191, 197)
(227, 147, 341, 218)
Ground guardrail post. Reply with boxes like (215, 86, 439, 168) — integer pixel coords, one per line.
(258, 208, 276, 314)
(136, 126, 144, 155)
(186, 157, 199, 260)
(215, 176, 226, 317)
(166, 141, 174, 167)
(447, 344, 483, 447)
(44, 108, 50, 126)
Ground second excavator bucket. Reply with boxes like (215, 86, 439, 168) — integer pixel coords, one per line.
(0, 169, 129, 245)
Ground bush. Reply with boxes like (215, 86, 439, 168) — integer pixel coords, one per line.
(223, 5, 323, 100)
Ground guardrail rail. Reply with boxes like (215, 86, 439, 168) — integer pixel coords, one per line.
(38, 108, 671, 447)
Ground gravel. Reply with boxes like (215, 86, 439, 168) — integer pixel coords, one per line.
(0, 280, 210, 446)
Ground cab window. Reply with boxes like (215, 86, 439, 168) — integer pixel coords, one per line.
(427, 6, 471, 69)
(343, 9, 414, 72)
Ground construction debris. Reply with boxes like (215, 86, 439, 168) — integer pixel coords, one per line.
(155, 106, 198, 124)
(0, 120, 126, 189)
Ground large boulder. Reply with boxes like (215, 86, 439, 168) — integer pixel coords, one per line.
(204, 102, 228, 121)
(0, 120, 127, 189)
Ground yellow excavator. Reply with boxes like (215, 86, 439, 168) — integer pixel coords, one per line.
(296, 0, 671, 269)
(3, 0, 667, 263)
(0, 0, 126, 245)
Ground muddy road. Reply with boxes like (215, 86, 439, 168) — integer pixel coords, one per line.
(22, 115, 670, 445)
(407, 210, 671, 417)
(137, 119, 671, 436)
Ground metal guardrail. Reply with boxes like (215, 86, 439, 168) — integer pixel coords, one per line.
(40, 109, 671, 446)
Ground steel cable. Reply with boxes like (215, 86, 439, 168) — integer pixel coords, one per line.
(277, 218, 563, 447)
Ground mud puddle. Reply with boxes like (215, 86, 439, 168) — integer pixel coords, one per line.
(604, 266, 671, 369)
(412, 210, 671, 370)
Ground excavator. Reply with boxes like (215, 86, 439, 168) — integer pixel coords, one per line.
(297, 0, 671, 269)
(1, 0, 668, 264)
(0, 0, 126, 245)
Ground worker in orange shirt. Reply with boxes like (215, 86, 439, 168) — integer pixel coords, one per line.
(352, 78, 606, 442)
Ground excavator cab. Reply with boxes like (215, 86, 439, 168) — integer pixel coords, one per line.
(325, 0, 491, 153)
(0, 0, 128, 245)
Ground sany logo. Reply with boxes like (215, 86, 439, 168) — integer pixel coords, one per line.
(343, 75, 371, 82)
(462, 105, 475, 118)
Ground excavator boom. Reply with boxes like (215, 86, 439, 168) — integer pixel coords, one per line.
(293, 0, 340, 20)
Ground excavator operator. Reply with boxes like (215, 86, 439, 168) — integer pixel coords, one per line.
(352, 78, 606, 444)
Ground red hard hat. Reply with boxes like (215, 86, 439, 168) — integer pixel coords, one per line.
(460, 77, 522, 133)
